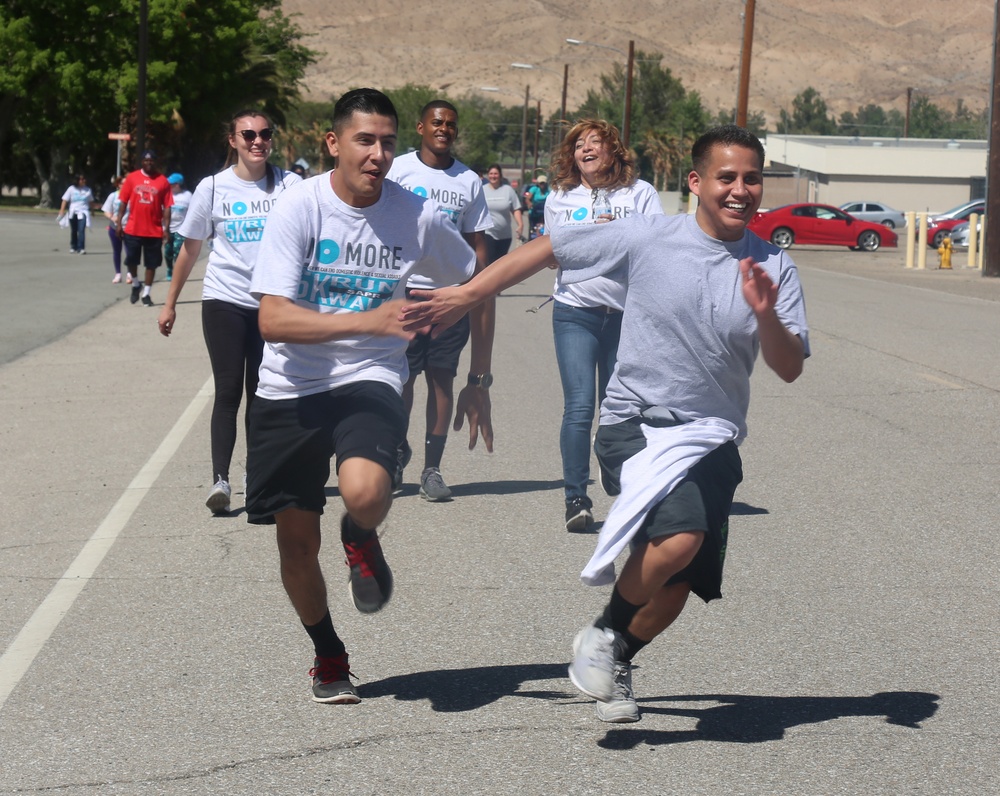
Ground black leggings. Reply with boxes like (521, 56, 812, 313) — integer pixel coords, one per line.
(201, 299, 264, 481)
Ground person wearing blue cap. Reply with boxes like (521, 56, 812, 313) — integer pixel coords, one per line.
(164, 173, 192, 281)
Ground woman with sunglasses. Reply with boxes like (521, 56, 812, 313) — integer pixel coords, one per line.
(545, 119, 663, 532)
(158, 110, 301, 514)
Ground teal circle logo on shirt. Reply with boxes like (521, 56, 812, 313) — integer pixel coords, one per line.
(232, 202, 248, 215)
(572, 207, 589, 221)
(316, 239, 340, 264)
(413, 186, 428, 198)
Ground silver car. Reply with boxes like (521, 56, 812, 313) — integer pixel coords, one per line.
(839, 201, 907, 229)
(948, 219, 982, 249)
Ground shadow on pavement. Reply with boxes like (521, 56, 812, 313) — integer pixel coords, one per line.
(362, 663, 572, 711)
(598, 691, 940, 748)
(730, 501, 768, 515)
(326, 479, 563, 500)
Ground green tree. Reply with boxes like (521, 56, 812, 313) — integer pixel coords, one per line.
(778, 87, 836, 135)
(0, 0, 314, 205)
(713, 108, 768, 137)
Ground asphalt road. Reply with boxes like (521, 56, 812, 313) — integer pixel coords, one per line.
(0, 211, 997, 794)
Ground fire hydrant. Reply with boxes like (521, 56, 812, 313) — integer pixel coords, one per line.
(938, 235, 953, 269)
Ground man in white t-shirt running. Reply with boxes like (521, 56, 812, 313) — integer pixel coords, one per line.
(245, 89, 476, 704)
(386, 100, 494, 502)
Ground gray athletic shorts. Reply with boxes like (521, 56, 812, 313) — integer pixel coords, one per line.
(594, 417, 743, 602)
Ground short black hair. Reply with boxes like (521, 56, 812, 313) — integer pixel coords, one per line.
(332, 88, 398, 135)
(691, 125, 765, 173)
(419, 99, 458, 121)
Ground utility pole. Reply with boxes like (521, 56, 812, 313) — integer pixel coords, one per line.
(736, 0, 756, 127)
(985, 0, 1000, 276)
(136, 0, 148, 158)
(904, 87, 913, 138)
(561, 63, 568, 125)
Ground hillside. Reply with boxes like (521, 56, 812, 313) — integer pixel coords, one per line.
(282, 0, 991, 127)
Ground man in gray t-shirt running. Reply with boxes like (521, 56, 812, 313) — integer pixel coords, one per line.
(400, 125, 810, 725)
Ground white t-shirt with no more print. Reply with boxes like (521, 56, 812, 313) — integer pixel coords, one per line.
(545, 179, 663, 311)
(179, 166, 302, 309)
(168, 189, 193, 233)
(386, 151, 492, 289)
(251, 174, 477, 399)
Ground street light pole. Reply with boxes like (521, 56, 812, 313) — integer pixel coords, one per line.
(520, 84, 530, 189)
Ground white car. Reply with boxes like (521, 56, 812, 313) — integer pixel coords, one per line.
(839, 201, 907, 230)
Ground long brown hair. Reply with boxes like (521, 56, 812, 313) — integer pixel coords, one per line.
(225, 109, 276, 191)
(549, 119, 636, 192)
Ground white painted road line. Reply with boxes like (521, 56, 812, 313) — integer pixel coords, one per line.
(0, 377, 214, 711)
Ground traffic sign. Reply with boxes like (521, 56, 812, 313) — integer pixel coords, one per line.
(107, 133, 131, 141)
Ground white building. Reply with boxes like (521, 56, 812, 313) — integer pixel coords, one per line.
(762, 134, 986, 214)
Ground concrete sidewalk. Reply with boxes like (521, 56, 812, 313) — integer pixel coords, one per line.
(0, 218, 997, 794)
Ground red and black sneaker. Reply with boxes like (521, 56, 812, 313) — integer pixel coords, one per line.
(342, 516, 394, 614)
(309, 653, 359, 704)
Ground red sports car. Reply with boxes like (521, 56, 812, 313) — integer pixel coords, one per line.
(748, 203, 899, 252)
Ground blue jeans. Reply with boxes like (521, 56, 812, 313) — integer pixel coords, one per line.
(552, 300, 622, 501)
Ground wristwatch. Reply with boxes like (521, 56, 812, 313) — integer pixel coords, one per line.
(468, 373, 493, 389)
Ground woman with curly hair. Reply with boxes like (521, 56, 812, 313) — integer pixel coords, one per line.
(545, 119, 663, 531)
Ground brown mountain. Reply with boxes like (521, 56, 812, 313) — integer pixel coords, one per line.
(283, 0, 991, 126)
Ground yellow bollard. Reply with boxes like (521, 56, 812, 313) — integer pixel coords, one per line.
(967, 213, 978, 268)
(917, 212, 928, 270)
(905, 211, 916, 269)
(979, 221, 986, 270)
(937, 236, 952, 269)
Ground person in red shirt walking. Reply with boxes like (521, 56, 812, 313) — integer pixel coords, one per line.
(115, 149, 173, 306)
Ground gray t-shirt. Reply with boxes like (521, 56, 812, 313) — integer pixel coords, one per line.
(551, 213, 810, 442)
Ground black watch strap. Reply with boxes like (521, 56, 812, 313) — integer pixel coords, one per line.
(468, 372, 493, 388)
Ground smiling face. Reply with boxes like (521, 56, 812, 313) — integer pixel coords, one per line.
(573, 128, 611, 189)
(417, 106, 458, 160)
(487, 167, 501, 187)
(230, 114, 273, 169)
(689, 144, 763, 241)
(326, 111, 397, 207)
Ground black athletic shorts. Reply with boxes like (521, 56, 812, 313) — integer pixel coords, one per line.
(594, 417, 744, 602)
(405, 306, 471, 377)
(245, 381, 406, 525)
(123, 234, 163, 270)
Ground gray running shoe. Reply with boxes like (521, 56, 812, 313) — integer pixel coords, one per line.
(309, 654, 360, 704)
(595, 662, 640, 723)
(419, 467, 452, 502)
(342, 516, 394, 613)
(206, 477, 231, 514)
(568, 624, 619, 702)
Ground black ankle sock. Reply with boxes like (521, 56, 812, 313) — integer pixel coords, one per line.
(596, 586, 645, 637)
(340, 514, 373, 543)
(424, 433, 447, 470)
(303, 610, 345, 659)
(619, 629, 650, 662)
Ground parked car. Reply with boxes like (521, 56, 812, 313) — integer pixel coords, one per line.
(839, 201, 907, 229)
(948, 218, 982, 249)
(926, 199, 985, 248)
(748, 203, 898, 252)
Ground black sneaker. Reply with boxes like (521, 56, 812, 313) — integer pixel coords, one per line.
(392, 439, 412, 492)
(565, 496, 594, 532)
(341, 515, 393, 613)
(309, 653, 360, 704)
(141, 293, 153, 306)
(130, 284, 141, 304)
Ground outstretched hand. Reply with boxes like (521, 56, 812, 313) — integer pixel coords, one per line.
(399, 287, 470, 337)
(739, 257, 778, 316)
(453, 384, 494, 452)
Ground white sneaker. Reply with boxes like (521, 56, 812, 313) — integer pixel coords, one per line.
(595, 663, 640, 723)
(112, 273, 121, 284)
(125, 273, 133, 284)
(206, 477, 232, 514)
(568, 624, 619, 702)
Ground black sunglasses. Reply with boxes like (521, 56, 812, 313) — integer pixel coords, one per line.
(236, 128, 273, 144)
